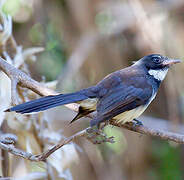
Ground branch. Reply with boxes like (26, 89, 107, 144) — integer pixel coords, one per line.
(1, 57, 184, 161)
(0, 57, 55, 96)
(0, 57, 79, 111)
(110, 121, 184, 144)
(0, 128, 87, 161)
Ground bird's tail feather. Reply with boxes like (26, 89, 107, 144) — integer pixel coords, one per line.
(5, 91, 89, 114)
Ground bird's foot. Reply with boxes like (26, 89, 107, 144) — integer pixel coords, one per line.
(131, 119, 143, 130)
(125, 119, 143, 131)
(133, 119, 143, 126)
(86, 126, 115, 144)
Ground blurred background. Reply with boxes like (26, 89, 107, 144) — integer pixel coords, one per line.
(1, 0, 184, 179)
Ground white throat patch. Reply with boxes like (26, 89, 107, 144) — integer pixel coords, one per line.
(148, 68, 168, 81)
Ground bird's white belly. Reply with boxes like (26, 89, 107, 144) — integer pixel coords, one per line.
(113, 92, 157, 124)
(113, 105, 148, 124)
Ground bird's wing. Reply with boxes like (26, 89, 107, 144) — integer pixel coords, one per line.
(91, 76, 153, 126)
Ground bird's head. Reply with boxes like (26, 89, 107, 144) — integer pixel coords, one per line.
(140, 54, 181, 69)
(134, 54, 181, 81)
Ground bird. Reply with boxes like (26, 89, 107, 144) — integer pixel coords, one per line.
(5, 54, 181, 127)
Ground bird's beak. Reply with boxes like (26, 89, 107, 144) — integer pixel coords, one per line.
(162, 59, 181, 66)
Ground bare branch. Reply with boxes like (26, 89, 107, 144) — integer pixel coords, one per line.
(0, 57, 55, 96)
(0, 140, 39, 161)
(1, 119, 184, 162)
(0, 57, 79, 112)
(34, 129, 87, 161)
(0, 128, 86, 162)
(0, 56, 184, 161)
(110, 121, 184, 144)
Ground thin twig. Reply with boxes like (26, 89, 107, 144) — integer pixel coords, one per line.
(34, 129, 87, 161)
(0, 128, 87, 162)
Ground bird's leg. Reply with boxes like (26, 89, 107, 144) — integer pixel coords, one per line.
(86, 121, 114, 144)
(124, 119, 143, 131)
(87, 121, 106, 136)
(131, 119, 143, 131)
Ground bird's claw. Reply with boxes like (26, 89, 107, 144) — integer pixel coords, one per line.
(86, 126, 115, 144)
(131, 119, 143, 130)
(133, 119, 143, 126)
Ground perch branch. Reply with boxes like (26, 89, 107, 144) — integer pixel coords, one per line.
(0, 57, 184, 161)
(111, 121, 184, 144)
(0, 57, 79, 111)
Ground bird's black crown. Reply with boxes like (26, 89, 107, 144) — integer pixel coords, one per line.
(134, 54, 180, 70)
(140, 54, 167, 70)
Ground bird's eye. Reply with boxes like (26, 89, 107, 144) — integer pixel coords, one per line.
(152, 57, 161, 64)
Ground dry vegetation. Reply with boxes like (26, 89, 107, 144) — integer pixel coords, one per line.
(0, 0, 184, 179)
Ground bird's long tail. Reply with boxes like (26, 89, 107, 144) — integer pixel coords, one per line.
(5, 91, 90, 114)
